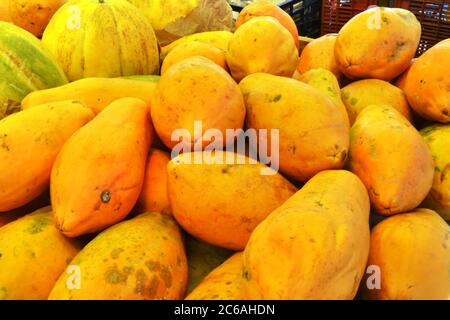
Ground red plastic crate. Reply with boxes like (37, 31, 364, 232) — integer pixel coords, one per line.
(392, 0, 450, 54)
(321, 0, 377, 34)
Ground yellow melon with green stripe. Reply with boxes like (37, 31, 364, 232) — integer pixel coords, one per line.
(0, 21, 68, 119)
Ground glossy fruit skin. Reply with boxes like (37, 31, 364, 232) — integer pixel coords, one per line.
(298, 34, 341, 80)
(51, 98, 153, 237)
(0, 101, 94, 212)
(137, 149, 171, 216)
(335, 7, 421, 81)
(167, 151, 297, 250)
(22, 77, 157, 115)
(348, 105, 434, 215)
(151, 56, 245, 150)
(341, 79, 413, 125)
(227, 17, 298, 82)
(363, 209, 450, 300)
(0, 21, 67, 118)
(0, 206, 81, 300)
(420, 124, 450, 221)
(186, 252, 244, 300)
(241, 73, 349, 182)
(403, 39, 450, 123)
(49, 212, 188, 300)
(235, 0, 299, 49)
(9, 0, 67, 37)
(243, 170, 371, 300)
(42, 0, 159, 81)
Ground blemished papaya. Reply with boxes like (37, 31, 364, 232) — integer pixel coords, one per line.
(335, 7, 421, 81)
(151, 56, 245, 150)
(48, 212, 188, 300)
(51, 98, 153, 237)
(243, 170, 371, 299)
(0, 206, 81, 300)
(297, 33, 341, 80)
(161, 41, 228, 75)
(185, 235, 233, 294)
(167, 151, 297, 250)
(240, 73, 349, 182)
(160, 31, 233, 60)
(0, 101, 94, 212)
(227, 17, 298, 82)
(137, 149, 172, 216)
(363, 209, 449, 300)
(341, 79, 413, 125)
(348, 105, 434, 215)
(420, 124, 450, 221)
(296, 68, 350, 128)
(42, 0, 160, 81)
(403, 39, 450, 123)
(235, 0, 299, 49)
(186, 252, 244, 300)
(21, 77, 157, 115)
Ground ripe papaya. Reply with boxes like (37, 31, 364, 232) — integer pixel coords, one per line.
(42, 0, 159, 81)
(137, 149, 172, 216)
(0, 21, 67, 118)
(167, 151, 297, 250)
(186, 252, 244, 300)
(421, 124, 450, 221)
(51, 98, 153, 237)
(241, 73, 349, 182)
(243, 170, 371, 299)
(49, 212, 188, 300)
(22, 77, 157, 115)
(363, 209, 449, 300)
(349, 105, 434, 215)
(0, 206, 81, 300)
(335, 7, 421, 80)
(0, 101, 94, 212)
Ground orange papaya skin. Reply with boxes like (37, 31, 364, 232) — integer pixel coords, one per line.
(0, 101, 94, 212)
(51, 98, 153, 237)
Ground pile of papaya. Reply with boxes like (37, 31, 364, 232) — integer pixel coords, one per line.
(0, 0, 449, 300)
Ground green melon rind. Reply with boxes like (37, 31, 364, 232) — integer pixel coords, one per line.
(0, 22, 68, 117)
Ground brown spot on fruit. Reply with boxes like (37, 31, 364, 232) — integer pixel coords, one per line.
(105, 267, 127, 284)
(160, 266, 172, 288)
(110, 248, 124, 259)
(101, 191, 111, 203)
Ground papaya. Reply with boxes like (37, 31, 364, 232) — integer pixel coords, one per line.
(167, 151, 297, 250)
(240, 73, 349, 182)
(42, 0, 159, 81)
(161, 41, 228, 75)
(349, 105, 434, 215)
(0, 207, 81, 300)
(341, 79, 413, 125)
(0, 101, 94, 212)
(420, 124, 450, 221)
(243, 170, 371, 299)
(296, 68, 350, 128)
(297, 33, 341, 80)
(0, 21, 67, 119)
(186, 252, 244, 300)
(403, 39, 450, 123)
(363, 209, 449, 300)
(235, 0, 299, 49)
(137, 149, 171, 216)
(9, 0, 67, 37)
(49, 212, 188, 300)
(0, 1, 12, 22)
(22, 77, 157, 115)
(185, 235, 233, 294)
(227, 17, 298, 82)
(335, 7, 421, 80)
(151, 56, 245, 150)
(51, 98, 153, 237)
(160, 31, 233, 60)
(394, 58, 415, 91)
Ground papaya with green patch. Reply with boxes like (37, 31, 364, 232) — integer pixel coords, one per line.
(48, 212, 188, 300)
(0, 207, 81, 300)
